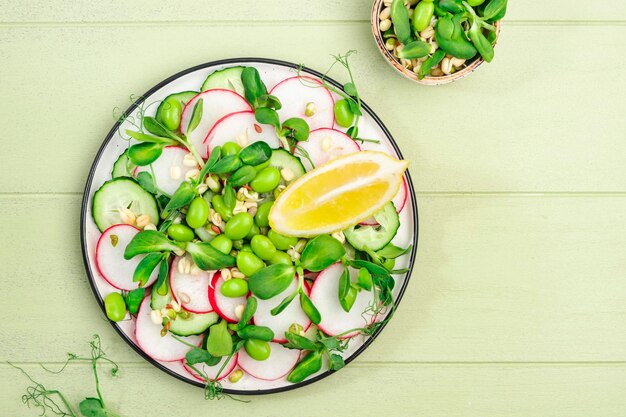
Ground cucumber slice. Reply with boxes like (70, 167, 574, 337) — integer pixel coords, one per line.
(155, 91, 198, 127)
(344, 202, 400, 251)
(92, 178, 159, 232)
(169, 311, 218, 336)
(269, 149, 306, 180)
(201, 66, 245, 95)
(151, 287, 171, 310)
(111, 150, 135, 178)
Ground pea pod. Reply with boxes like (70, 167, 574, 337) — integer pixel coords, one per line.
(397, 40, 431, 59)
(390, 0, 411, 44)
(435, 14, 477, 59)
(417, 50, 445, 80)
(468, 20, 494, 62)
(287, 350, 323, 383)
(411, 1, 435, 33)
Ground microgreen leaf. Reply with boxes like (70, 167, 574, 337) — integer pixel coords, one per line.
(186, 348, 221, 367)
(357, 267, 373, 291)
(248, 264, 296, 300)
(344, 82, 357, 97)
(346, 125, 358, 139)
(241, 67, 268, 107)
(206, 320, 233, 357)
(270, 290, 298, 316)
(136, 171, 158, 194)
(143, 116, 181, 141)
(287, 350, 323, 383)
(125, 130, 175, 144)
(237, 325, 275, 342)
(376, 243, 413, 259)
(127, 142, 163, 166)
(348, 259, 389, 276)
(339, 286, 357, 312)
(210, 154, 242, 174)
(185, 241, 236, 270)
(255, 107, 280, 130)
(79, 397, 107, 417)
(229, 165, 257, 187)
(257, 93, 282, 110)
(155, 256, 170, 295)
(237, 296, 257, 329)
(187, 98, 203, 134)
(124, 230, 182, 259)
(483, 0, 507, 21)
(300, 235, 346, 272)
(284, 331, 318, 351)
(281, 117, 310, 141)
(162, 181, 195, 217)
(223, 184, 236, 211)
(299, 289, 321, 325)
(132, 252, 162, 286)
(328, 353, 345, 371)
(239, 141, 272, 166)
(338, 266, 351, 300)
(124, 287, 145, 315)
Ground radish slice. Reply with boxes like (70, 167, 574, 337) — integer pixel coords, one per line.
(182, 353, 238, 382)
(170, 257, 214, 314)
(208, 272, 247, 323)
(269, 76, 334, 131)
(253, 278, 311, 343)
(134, 146, 197, 196)
(295, 128, 360, 171)
(310, 263, 376, 337)
(360, 176, 408, 225)
(180, 89, 251, 159)
(135, 297, 201, 362)
(96, 224, 158, 290)
(205, 111, 280, 155)
(237, 342, 300, 381)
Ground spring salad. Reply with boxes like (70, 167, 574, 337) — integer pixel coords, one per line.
(89, 55, 412, 396)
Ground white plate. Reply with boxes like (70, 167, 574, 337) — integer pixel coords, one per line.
(80, 58, 419, 395)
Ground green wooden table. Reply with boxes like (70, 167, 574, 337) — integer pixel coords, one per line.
(2, 1, 625, 415)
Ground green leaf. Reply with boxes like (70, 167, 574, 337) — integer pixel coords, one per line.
(223, 184, 236, 211)
(418, 49, 446, 80)
(357, 267, 373, 291)
(346, 125, 358, 139)
(206, 320, 233, 357)
(329, 353, 345, 371)
(284, 331, 318, 351)
(282, 117, 310, 141)
(397, 40, 432, 59)
(344, 82, 357, 97)
(237, 296, 257, 329)
(376, 243, 412, 259)
(338, 266, 350, 300)
(248, 264, 296, 300)
(229, 165, 257, 187)
(128, 142, 163, 166)
(187, 98, 203, 134)
(390, 0, 411, 44)
(185, 241, 236, 270)
(155, 257, 170, 295)
(237, 325, 275, 342)
(483, 0, 507, 21)
(132, 252, 162, 286)
(186, 347, 221, 366)
(79, 398, 107, 417)
(300, 235, 346, 272)
(346, 98, 362, 116)
(255, 107, 280, 130)
(136, 171, 158, 194)
(124, 230, 181, 259)
(257, 93, 282, 110)
(210, 154, 242, 174)
(270, 290, 298, 316)
(318, 335, 341, 351)
(143, 116, 180, 140)
(239, 141, 272, 166)
(241, 67, 268, 107)
(299, 289, 321, 325)
(162, 181, 195, 216)
(124, 287, 146, 314)
(287, 350, 323, 383)
(197, 145, 221, 183)
(348, 259, 389, 276)
(339, 286, 357, 313)
(126, 130, 175, 144)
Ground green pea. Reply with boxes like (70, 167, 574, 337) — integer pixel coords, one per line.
(383, 258, 396, 270)
(241, 244, 253, 253)
(221, 141, 241, 157)
(412, 0, 435, 33)
(209, 234, 233, 255)
(250, 167, 281, 193)
(244, 339, 271, 361)
(236, 251, 265, 277)
(220, 278, 249, 298)
(267, 229, 298, 251)
(167, 224, 195, 242)
(250, 235, 277, 261)
(254, 160, 271, 172)
(255, 201, 273, 227)
(211, 194, 232, 222)
(333, 99, 355, 128)
(246, 224, 260, 240)
(186, 197, 209, 229)
(104, 292, 126, 322)
(160, 97, 182, 131)
(269, 250, 292, 266)
(224, 212, 254, 240)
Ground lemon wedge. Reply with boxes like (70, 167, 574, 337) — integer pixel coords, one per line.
(268, 151, 409, 237)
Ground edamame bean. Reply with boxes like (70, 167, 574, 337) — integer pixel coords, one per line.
(221, 141, 241, 157)
(412, 0, 435, 33)
(241, 244, 253, 253)
(244, 339, 271, 361)
(255, 201, 273, 227)
(254, 160, 271, 172)
(224, 212, 254, 240)
(104, 292, 126, 322)
(211, 194, 232, 221)
(220, 278, 249, 298)
(236, 251, 265, 277)
(167, 224, 195, 242)
(334, 99, 355, 128)
(250, 167, 281, 193)
(269, 250, 292, 266)
(250, 235, 277, 261)
(267, 229, 298, 250)
(209, 234, 233, 255)
(245, 224, 260, 240)
(186, 196, 209, 228)
(160, 97, 182, 131)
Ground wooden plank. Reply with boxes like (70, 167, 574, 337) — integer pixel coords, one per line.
(2, 363, 625, 417)
(1, 195, 624, 363)
(0, 24, 624, 193)
(0, 0, 625, 23)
